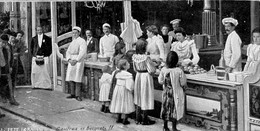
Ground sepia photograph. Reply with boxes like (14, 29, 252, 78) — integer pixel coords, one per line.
(0, 0, 259, 131)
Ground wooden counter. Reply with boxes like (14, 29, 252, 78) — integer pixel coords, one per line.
(84, 61, 111, 100)
(243, 61, 260, 131)
(65, 61, 244, 131)
(153, 73, 243, 131)
(183, 74, 243, 131)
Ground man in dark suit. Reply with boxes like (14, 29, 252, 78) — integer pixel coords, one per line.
(85, 29, 99, 54)
(30, 26, 52, 89)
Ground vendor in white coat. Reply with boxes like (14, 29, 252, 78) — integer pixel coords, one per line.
(146, 25, 165, 62)
(65, 26, 87, 101)
(222, 17, 242, 73)
(99, 23, 119, 60)
(168, 19, 181, 42)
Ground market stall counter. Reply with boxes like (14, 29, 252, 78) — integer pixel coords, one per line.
(64, 61, 244, 131)
(153, 73, 244, 131)
(84, 61, 111, 100)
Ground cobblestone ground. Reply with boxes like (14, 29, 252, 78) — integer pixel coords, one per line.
(0, 109, 53, 131)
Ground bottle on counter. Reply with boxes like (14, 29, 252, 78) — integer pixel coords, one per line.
(219, 50, 225, 67)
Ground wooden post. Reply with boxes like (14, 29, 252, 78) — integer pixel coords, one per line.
(202, 0, 216, 46)
(31, 2, 36, 37)
(71, 1, 76, 27)
(251, 1, 259, 32)
(9, 2, 19, 32)
(219, 0, 223, 46)
(51, 2, 58, 90)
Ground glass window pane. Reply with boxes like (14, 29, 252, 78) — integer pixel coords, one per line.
(76, 1, 123, 39)
(36, 2, 51, 33)
(57, 2, 72, 36)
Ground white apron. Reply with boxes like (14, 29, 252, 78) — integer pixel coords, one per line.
(31, 57, 52, 89)
(65, 55, 85, 83)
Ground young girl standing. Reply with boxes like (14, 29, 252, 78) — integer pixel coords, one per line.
(99, 65, 112, 113)
(132, 39, 156, 125)
(158, 51, 187, 131)
(110, 59, 135, 125)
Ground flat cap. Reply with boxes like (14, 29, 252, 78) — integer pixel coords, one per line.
(72, 26, 81, 32)
(222, 17, 238, 26)
(102, 23, 111, 28)
(170, 19, 181, 25)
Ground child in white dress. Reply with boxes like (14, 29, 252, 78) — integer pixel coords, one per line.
(99, 65, 112, 113)
(110, 58, 135, 125)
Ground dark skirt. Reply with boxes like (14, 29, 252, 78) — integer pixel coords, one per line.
(160, 86, 177, 121)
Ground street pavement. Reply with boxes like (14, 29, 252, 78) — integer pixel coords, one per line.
(0, 109, 51, 130)
(0, 87, 203, 131)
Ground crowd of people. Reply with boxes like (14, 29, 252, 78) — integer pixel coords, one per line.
(1, 15, 260, 131)
(95, 17, 260, 131)
(0, 29, 27, 117)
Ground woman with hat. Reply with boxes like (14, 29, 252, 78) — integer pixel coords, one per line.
(170, 27, 200, 66)
(65, 26, 87, 101)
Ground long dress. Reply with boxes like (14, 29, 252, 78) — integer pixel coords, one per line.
(110, 70, 135, 114)
(65, 37, 87, 83)
(171, 40, 200, 66)
(132, 54, 156, 110)
(243, 43, 260, 74)
(99, 73, 112, 101)
(158, 67, 186, 121)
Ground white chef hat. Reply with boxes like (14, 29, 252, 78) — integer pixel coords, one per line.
(102, 23, 111, 28)
(170, 19, 181, 25)
(72, 26, 81, 32)
(222, 17, 238, 26)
